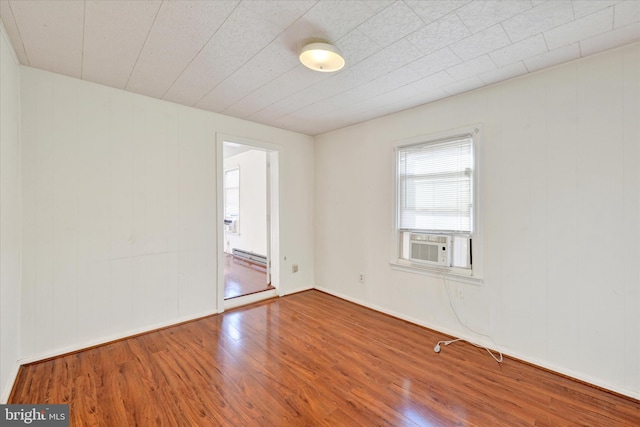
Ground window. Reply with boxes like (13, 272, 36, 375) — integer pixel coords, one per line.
(395, 128, 479, 277)
(224, 168, 240, 233)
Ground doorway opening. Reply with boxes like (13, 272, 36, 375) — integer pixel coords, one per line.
(220, 139, 279, 309)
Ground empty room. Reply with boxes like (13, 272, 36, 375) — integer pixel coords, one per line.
(0, 1, 639, 425)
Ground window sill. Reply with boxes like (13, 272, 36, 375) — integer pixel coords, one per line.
(390, 260, 483, 286)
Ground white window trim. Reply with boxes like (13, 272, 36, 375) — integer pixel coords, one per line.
(390, 124, 484, 285)
(224, 166, 240, 235)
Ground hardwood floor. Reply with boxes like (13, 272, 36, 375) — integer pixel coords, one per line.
(10, 290, 640, 426)
(224, 253, 273, 299)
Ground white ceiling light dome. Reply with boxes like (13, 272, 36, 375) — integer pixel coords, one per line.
(299, 42, 345, 72)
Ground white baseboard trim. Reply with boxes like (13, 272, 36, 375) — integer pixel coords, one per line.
(283, 285, 314, 296)
(497, 349, 640, 401)
(1, 362, 21, 403)
(224, 289, 278, 310)
(314, 285, 470, 342)
(314, 286, 640, 401)
(222, 285, 314, 311)
(18, 286, 314, 365)
(13, 287, 639, 401)
(19, 309, 219, 365)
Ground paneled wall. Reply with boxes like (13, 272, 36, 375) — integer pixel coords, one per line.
(224, 149, 268, 257)
(20, 67, 315, 362)
(315, 43, 640, 399)
(0, 24, 21, 402)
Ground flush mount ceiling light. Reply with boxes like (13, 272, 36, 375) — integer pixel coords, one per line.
(299, 42, 345, 72)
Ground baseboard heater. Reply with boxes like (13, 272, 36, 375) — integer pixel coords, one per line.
(232, 248, 267, 267)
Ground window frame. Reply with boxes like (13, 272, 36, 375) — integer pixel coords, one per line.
(391, 125, 483, 284)
(224, 167, 240, 234)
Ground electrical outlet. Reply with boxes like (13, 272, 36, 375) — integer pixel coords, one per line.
(358, 272, 365, 283)
(292, 264, 298, 273)
(456, 288, 464, 300)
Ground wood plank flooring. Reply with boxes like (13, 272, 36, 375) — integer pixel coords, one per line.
(10, 290, 640, 426)
(224, 253, 273, 300)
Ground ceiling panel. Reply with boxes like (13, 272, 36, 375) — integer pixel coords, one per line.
(322, 68, 455, 116)
(83, 0, 161, 89)
(227, 27, 383, 120)
(197, 0, 377, 113)
(579, 21, 640, 56)
(339, 37, 424, 84)
(0, 0, 638, 136)
(544, 6, 614, 50)
(407, 13, 470, 56)
(292, 0, 375, 42)
(501, 1, 575, 43)
(489, 34, 548, 67)
(478, 61, 529, 85)
(450, 24, 511, 61)
(405, 0, 472, 25)
(9, 0, 84, 78)
(455, 0, 532, 33)
(615, 1, 640, 28)
(0, 0, 27, 63)
(333, 28, 383, 65)
(226, 66, 329, 119)
(257, 38, 424, 122)
(524, 43, 582, 72)
(406, 47, 462, 77)
(126, 0, 239, 99)
(356, 1, 423, 47)
(163, 0, 314, 107)
(196, 39, 300, 112)
(447, 55, 496, 81)
(442, 76, 485, 96)
(572, 0, 619, 18)
(374, 80, 449, 111)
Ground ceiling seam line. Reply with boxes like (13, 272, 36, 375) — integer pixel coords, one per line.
(159, 0, 244, 100)
(313, 52, 456, 118)
(81, 0, 86, 79)
(401, 0, 428, 27)
(238, 0, 422, 119)
(500, 22, 514, 44)
(248, 40, 426, 123)
(7, 0, 31, 65)
(124, 0, 164, 90)
(242, 30, 382, 121)
(219, 3, 356, 115)
(189, 0, 319, 109)
(219, 62, 302, 117)
(240, 15, 439, 123)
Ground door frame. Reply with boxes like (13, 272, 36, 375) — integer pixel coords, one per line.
(216, 133, 281, 313)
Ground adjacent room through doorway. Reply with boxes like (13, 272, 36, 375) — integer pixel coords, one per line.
(222, 141, 276, 301)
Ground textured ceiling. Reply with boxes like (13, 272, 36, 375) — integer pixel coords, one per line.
(1, 0, 638, 136)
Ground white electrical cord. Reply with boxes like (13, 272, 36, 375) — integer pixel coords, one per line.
(434, 274, 503, 363)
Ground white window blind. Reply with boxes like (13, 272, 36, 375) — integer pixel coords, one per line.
(224, 168, 240, 218)
(398, 136, 473, 233)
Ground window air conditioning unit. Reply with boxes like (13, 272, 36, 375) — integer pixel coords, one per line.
(224, 217, 237, 233)
(409, 233, 451, 266)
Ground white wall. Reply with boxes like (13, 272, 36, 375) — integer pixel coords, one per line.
(20, 67, 315, 362)
(315, 43, 640, 399)
(224, 149, 267, 256)
(0, 22, 21, 402)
